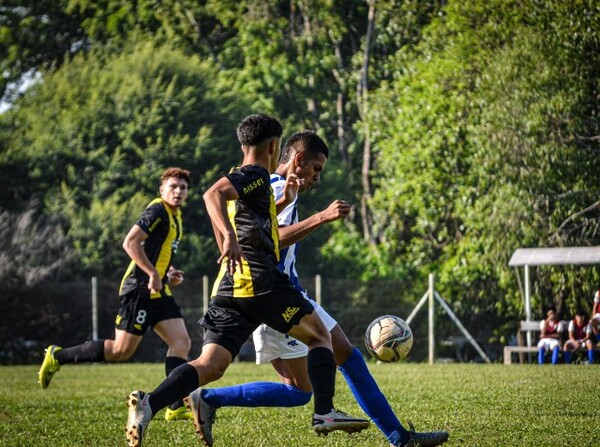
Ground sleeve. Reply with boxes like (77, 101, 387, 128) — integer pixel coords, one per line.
(136, 202, 165, 234)
(568, 320, 574, 333)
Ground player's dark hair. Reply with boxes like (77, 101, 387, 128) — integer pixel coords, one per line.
(280, 130, 329, 164)
(236, 114, 283, 147)
(161, 167, 191, 185)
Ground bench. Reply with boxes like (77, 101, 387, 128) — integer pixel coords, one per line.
(503, 320, 567, 365)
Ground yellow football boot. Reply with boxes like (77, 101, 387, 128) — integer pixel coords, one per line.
(38, 345, 62, 389)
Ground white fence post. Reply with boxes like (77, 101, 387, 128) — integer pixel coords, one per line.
(91, 276, 98, 341)
(428, 273, 435, 365)
(315, 274, 322, 305)
(202, 275, 209, 315)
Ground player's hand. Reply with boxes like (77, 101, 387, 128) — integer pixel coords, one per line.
(282, 174, 303, 205)
(218, 233, 245, 275)
(167, 266, 184, 286)
(148, 270, 163, 293)
(321, 200, 352, 223)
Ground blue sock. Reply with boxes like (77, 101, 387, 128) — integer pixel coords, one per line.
(551, 347, 559, 364)
(538, 348, 546, 364)
(564, 351, 571, 364)
(201, 382, 312, 409)
(338, 347, 409, 444)
(589, 349, 595, 363)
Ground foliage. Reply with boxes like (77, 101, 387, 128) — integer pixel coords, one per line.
(1, 0, 600, 340)
(321, 0, 600, 341)
(1, 41, 244, 276)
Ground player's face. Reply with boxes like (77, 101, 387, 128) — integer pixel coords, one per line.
(160, 177, 189, 209)
(295, 152, 327, 191)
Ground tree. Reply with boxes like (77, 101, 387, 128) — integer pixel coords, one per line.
(1, 41, 247, 276)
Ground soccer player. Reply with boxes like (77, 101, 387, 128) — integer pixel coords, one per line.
(563, 310, 593, 364)
(186, 130, 449, 447)
(38, 167, 194, 421)
(537, 306, 562, 364)
(124, 114, 369, 447)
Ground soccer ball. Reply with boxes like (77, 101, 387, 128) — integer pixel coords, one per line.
(365, 315, 413, 362)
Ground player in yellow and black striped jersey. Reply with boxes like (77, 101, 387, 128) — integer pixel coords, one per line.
(124, 115, 369, 447)
(39, 168, 195, 421)
(119, 195, 183, 300)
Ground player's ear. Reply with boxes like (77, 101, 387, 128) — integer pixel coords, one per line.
(294, 150, 305, 167)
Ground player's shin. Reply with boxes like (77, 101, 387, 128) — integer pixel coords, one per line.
(339, 347, 409, 442)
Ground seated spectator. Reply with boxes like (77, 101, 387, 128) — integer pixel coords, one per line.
(591, 288, 600, 343)
(537, 306, 562, 365)
(563, 310, 593, 364)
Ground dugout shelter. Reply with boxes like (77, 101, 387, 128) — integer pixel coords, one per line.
(508, 246, 600, 347)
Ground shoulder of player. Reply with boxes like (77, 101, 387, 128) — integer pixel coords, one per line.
(228, 164, 270, 194)
(141, 199, 171, 224)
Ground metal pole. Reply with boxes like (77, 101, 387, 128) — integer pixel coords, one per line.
(91, 276, 98, 341)
(315, 274, 322, 305)
(434, 291, 492, 363)
(428, 273, 435, 365)
(203, 275, 209, 315)
(524, 265, 532, 348)
(406, 292, 429, 325)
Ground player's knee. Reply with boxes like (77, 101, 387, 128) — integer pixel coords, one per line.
(191, 359, 228, 382)
(169, 335, 191, 356)
(109, 346, 135, 361)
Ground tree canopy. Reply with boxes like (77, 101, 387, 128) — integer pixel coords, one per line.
(2, 0, 599, 344)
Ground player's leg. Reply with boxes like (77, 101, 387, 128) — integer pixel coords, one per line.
(153, 317, 192, 420)
(550, 339, 560, 364)
(563, 340, 574, 364)
(38, 328, 141, 389)
(586, 339, 595, 363)
(126, 343, 232, 447)
(287, 311, 370, 435)
(199, 330, 313, 409)
(331, 325, 406, 443)
(104, 330, 144, 361)
(126, 296, 255, 446)
(537, 340, 547, 364)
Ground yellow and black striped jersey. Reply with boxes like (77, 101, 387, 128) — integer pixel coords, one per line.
(119, 198, 183, 298)
(211, 164, 287, 298)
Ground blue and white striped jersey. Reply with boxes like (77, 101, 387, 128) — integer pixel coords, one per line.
(270, 173, 302, 291)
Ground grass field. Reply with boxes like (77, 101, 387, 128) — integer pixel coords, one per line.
(1, 361, 599, 446)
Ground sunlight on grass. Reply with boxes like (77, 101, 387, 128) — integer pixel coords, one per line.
(1, 362, 599, 446)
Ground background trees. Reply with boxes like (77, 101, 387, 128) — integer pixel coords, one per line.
(1, 0, 599, 352)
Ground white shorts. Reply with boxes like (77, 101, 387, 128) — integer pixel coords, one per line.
(252, 292, 338, 365)
(537, 338, 560, 351)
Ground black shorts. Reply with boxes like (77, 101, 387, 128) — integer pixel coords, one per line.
(200, 276, 314, 358)
(116, 289, 183, 336)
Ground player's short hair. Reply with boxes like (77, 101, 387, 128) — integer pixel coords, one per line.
(236, 114, 283, 147)
(280, 130, 329, 164)
(160, 167, 191, 185)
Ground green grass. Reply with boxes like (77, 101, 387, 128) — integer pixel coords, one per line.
(1, 362, 599, 446)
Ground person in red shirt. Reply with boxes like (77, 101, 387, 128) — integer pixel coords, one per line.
(537, 306, 562, 364)
(563, 310, 593, 364)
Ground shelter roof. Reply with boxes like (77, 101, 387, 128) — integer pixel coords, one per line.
(508, 247, 600, 267)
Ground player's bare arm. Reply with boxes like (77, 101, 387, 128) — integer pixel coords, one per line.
(203, 176, 245, 274)
(122, 224, 162, 293)
(279, 199, 352, 249)
(276, 173, 303, 214)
